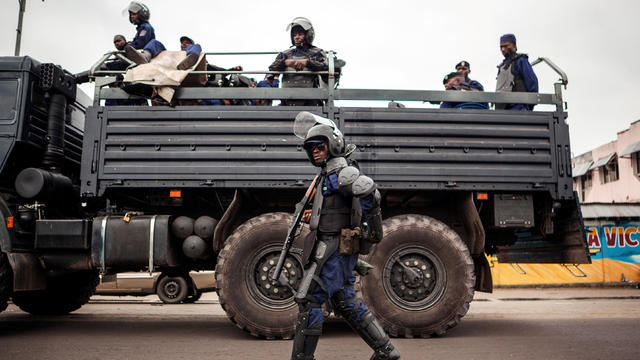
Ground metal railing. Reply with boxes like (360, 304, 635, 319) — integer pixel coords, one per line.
(87, 51, 568, 111)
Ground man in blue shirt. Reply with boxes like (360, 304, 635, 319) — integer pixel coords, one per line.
(495, 33, 538, 111)
(455, 60, 484, 91)
(255, 74, 280, 106)
(440, 72, 488, 109)
(122, 2, 166, 65)
(177, 36, 203, 70)
(290, 113, 400, 360)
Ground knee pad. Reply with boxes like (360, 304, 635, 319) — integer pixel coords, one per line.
(332, 289, 364, 324)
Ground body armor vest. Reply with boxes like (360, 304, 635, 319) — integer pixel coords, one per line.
(317, 190, 351, 234)
(495, 54, 528, 109)
(283, 52, 316, 88)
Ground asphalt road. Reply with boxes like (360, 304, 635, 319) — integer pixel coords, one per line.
(1, 288, 639, 360)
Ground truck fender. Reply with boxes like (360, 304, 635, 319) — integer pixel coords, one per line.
(213, 190, 243, 252)
(460, 192, 485, 256)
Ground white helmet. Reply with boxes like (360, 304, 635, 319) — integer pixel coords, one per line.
(286, 17, 315, 46)
(295, 112, 346, 166)
(124, 1, 150, 24)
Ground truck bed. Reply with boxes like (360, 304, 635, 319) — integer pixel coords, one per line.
(80, 105, 573, 200)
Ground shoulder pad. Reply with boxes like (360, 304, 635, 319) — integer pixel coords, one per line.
(352, 175, 376, 197)
(338, 166, 360, 191)
(326, 157, 347, 174)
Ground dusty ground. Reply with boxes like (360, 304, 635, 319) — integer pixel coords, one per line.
(1, 287, 638, 360)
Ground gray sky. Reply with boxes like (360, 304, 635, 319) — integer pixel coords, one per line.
(1, 0, 638, 156)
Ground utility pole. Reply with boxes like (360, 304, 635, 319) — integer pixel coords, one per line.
(15, 0, 27, 56)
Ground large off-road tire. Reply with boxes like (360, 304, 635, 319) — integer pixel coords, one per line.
(360, 214, 475, 338)
(156, 274, 189, 304)
(0, 252, 12, 313)
(11, 270, 99, 315)
(215, 212, 305, 339)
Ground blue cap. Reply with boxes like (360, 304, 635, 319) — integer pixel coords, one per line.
(500, 33, 516, 43)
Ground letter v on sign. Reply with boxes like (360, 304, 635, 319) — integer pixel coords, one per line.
(604, 227, 617, 247)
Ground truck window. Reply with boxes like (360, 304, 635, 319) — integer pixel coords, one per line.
(0, 79, 19, 122)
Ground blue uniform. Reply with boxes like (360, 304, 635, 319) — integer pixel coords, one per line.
(306, 173, 371, 328)
(440, 84, 489, 110)
(256, 79, 280, 88)
(498, 54, 538, 111)
(469, 79, 484, 91)
(185, 44, 202, 56)
(130, 22, 166, 58)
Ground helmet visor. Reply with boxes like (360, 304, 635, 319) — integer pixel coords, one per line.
(123, 2, 143, 16)
(286, 17, 313, 32)
(293, 111, 338, 139)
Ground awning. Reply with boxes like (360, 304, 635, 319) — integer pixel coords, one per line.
(581, 203, 640, 219)
(572, 161, 593, 177)
(619, 140, 640, 157)
(589, 153, 616, 170)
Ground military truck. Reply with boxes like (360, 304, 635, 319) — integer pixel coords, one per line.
(0, 54, 589, 338)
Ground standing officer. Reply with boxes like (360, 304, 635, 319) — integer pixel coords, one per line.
(495, 33, 539, 110)
(455, 60, 484, 91)
(122, 1, 166, 65)
(289, 112, 401, 360)
(269, 17, 344, 105)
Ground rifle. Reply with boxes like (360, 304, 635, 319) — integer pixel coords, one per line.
(270, 175, 320, 283)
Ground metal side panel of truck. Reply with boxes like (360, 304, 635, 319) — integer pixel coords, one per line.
(0, 55, 589, 339)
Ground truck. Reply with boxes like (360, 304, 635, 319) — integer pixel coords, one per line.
(0, 53, 589, 338)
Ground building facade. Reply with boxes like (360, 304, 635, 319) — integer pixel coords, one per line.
(572, 120, 640, 203)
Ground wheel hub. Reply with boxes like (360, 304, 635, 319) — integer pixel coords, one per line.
(164, 280, 180, 298)
(250, 248, 304, 306)
(383, 246, 446, 310)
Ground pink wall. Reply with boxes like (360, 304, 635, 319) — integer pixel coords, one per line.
(575, 120, 640, 203)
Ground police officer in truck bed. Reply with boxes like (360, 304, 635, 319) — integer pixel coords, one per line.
(495, 33, 539, 110)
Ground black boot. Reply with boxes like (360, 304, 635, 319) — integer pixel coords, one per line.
(333, 294, 401, 360)
(291, 306, 322, 360)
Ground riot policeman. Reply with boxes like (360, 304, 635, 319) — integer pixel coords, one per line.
(122, 1, 166, 65)
(269, 17, 344, 105)
(289, 112, 400, 360)
(495, 33, 539, 110)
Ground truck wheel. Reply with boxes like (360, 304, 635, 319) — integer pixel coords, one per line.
(11, 271, 99, 315)
(215, 212, 305, 339)
(0, 252, 12, 313)
(360, 214, 475, 338)
(183, 291, 202, 303)
(156, 275, 189, 304)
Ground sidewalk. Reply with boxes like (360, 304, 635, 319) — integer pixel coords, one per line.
(91, 286, 640, 305)
(474, 286, 640, 301)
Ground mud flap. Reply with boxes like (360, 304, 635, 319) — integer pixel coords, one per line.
(473, 255, 493, 293)
(497, 193, 590, 264)
(7, 253, 46, 291)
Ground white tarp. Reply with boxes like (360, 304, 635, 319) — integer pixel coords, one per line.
(123, 50, 207, 102)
